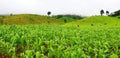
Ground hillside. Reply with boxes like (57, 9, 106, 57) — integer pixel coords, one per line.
(0, 14, 63, 25)
(64, 16, 120, 27)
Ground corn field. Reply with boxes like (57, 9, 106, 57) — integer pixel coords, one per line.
(0, 25, 120, 58)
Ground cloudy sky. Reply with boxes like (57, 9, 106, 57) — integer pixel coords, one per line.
(0, 0, 120, 16)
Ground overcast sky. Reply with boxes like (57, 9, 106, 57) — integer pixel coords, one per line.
(0, 0, 120, 16)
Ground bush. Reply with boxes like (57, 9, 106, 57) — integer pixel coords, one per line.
(59, 17, 73, 23)
(52, 14, 85, 23)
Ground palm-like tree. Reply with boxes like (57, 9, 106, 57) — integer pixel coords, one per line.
(100, 10, 104, 16)
(47, 11, 51, 16)
(106, 11, 109, 16)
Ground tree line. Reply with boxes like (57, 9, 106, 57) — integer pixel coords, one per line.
(100, 10, 109, 16)
(47, 9, 120, 17)
(110, 10, 120, 17)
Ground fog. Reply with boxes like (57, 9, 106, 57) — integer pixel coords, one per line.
(0, 0, 120, 16)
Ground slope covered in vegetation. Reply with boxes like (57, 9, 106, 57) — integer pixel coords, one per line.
(64, 16, 120, 27)
(0, 14, 63, 25)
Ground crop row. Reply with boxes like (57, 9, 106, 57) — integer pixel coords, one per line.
(0, 25, 120, 58)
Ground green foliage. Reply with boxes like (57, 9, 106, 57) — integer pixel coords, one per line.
(100, 10, 104, 16)
(1, 25, 120, 58)
(47, 11, 51, 16)
(52, 14, 85, 23)
(116, 16, 120, 19)
(25, 50, 33, 58)
(35, 51, 40, 58)
(110, 9, 120, 17)
(64, 16, 120, 27)
(59, 17, 74, 23)
(110, 54, 118, 58)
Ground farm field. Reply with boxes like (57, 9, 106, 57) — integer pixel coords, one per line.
(0, 0, 120, 58)
(0, 25, 120, 58)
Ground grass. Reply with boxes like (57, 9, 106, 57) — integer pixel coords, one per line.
(1, 14, 120, 27)
(64, 16, 120, 28)
(0, 14, 63, 25)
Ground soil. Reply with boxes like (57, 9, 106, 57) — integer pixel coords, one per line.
(0, 53, 11, 58)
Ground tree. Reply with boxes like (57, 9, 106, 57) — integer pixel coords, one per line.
(10, 13, 13, 16)
(110, 10, 120, 17)
(64, 19, 67, 23)
(100, 10, 104, 16)
(106, 11, 109, 16)
(47, 11, 51, 16)
(52, 14, 84, 20)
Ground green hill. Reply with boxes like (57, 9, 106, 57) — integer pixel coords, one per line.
(0, 14, 63, 25)
(64, 16, 120, 27)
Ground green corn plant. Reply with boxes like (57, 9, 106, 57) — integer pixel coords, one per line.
(35, 51, 40, 58)
(1, 25, 120, 58)
(48, 47, 55, 58)
(98, 49, 106, 58)
(25, 50, 33, 58)
(110, 54, 118, 58)
(12, 47, 16, 58)
(20, 53, 25, 58)
(41, 46, 45, 53)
